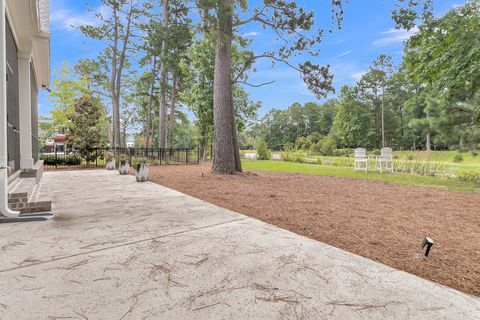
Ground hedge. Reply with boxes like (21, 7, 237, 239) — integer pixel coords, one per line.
(42, 156, 82, 166)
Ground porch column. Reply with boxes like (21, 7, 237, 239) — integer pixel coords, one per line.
(0, 0, 19, 217)
(18, 51, 34, 169)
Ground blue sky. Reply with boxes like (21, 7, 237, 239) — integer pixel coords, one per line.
(41, 0, 464, 119)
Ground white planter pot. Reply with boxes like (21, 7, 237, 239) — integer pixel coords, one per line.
(106, 159, 116, 170)
(136, 163, 149, 182)
(119, 162, 130, 175)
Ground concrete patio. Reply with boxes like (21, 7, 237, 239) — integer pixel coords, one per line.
(0, 170, 479, 319)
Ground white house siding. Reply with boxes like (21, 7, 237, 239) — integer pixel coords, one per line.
(3, 0, 50, 171)
(5, 15, 19, 171)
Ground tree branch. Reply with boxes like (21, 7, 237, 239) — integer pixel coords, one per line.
(236, 80, 275, 87)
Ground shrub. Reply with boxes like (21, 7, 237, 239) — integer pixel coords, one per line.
(64, 157, 81, 166)
(41, 156, 57, 166)
(333, 148, 352, 157)
(457, 169, 480, 185)
(104, 152, 114, 161)
(471, 151, 478, 157)
(371, 149, 380, 155)
(281, 150, 312, 164)
(316, 136, 337, 156)
(133, 160, 147, 172)
(453, 154, 463, 163)
(295, 157, 305, 163)
(41, 156, 81, 166)
(118, 155, 128, 166)
(283, 142, 295, 151)
(256, 140, 271, 160)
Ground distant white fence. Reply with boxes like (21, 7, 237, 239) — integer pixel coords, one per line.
(244, 153, 257, 160)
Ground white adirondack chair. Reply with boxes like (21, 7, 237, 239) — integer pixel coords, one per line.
(354, 148, 369, 172)
(377, 147, 393, 173)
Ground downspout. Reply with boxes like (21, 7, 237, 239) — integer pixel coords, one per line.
(0, 0, 19, 218)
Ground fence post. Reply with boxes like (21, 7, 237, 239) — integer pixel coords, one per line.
(159, 149, 161, 166)
(95, 148, 98, 167)
(197, 147, 200, 164)
(54, 146, 57, 169)
(185, 148, 188, 165)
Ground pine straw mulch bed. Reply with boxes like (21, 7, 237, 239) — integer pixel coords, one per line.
(143, 162, 480, 297)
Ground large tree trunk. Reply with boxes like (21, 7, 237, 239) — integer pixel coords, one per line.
(212, 0, 238, 174)
(110, 3, 119, 148)
(426, 132, 431, 151)
(400, 107, 404, 138)
(158, 0, 169, 149)
(200, 126, 207, 160)
(123, 125, 127, 148)
(113, 97, 121, 147)
(168, 72, 177, 148)
(197, 2, 210, 160)
(110, 0, 134, 148)
(230, 88, 242, 172)
(381, 94, 385, 148)
(145, 57, 157, 148)
(159, 88, 167, 149)
(426, 110, 431, 151)
(108, 122, 114, 147)
(199, 123, 210, 160)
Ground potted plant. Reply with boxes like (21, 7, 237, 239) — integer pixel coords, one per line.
(105, 152, 115, 170)
(118, 155, 130, 175)
(134, 160, 149, 182)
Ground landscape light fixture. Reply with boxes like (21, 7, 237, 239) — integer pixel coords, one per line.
(421, 237, 434, 257)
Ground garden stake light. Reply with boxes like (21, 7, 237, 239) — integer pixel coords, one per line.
(422, 237, 434, 257)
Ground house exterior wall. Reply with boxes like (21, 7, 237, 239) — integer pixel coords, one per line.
(2, 0, 50, 175)
(5, 15, 19, 171)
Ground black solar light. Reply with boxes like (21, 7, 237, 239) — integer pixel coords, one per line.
(422, 237, 434, 257)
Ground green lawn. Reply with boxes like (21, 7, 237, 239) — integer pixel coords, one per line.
(242, 160, 478, 192)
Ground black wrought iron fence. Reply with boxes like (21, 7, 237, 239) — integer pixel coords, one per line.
(39, 147, 199, 171)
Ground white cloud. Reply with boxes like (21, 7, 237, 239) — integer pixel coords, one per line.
(351, 71, 366, 81)
(51, 9, 98, 30)
(286, 82, 313, 96)
(330, 62, 366, 84)
(372, 27, 418, 46)
(331, 50, 351, 59)
(243, 31, 260, 37)
(50, 2, 110, 32)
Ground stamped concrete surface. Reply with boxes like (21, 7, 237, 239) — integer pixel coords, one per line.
(0, 170, 479, 320)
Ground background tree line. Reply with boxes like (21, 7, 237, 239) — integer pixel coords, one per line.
(243, 1, 479, 154)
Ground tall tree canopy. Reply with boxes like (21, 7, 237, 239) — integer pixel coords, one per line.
(80, 0, 149, 148)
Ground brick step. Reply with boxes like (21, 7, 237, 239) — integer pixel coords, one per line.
(8, 177, 52, 214)
(22, 183, 52, 214)
(8, 177, 37, 205)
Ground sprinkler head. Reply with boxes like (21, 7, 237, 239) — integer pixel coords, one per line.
(421, 237, 434, 257)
